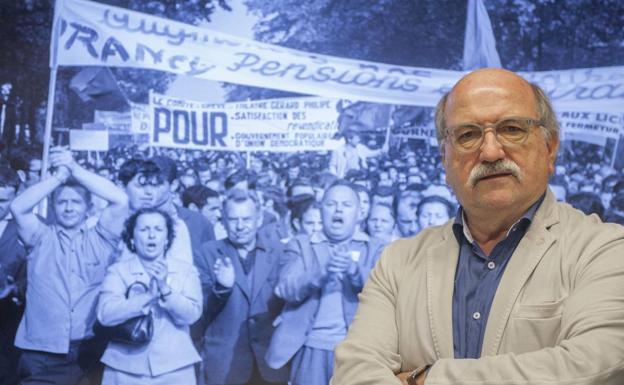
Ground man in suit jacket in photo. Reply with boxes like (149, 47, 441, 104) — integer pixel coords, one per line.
(0, 166, 27, 385)
(265, 180, 385, 385)
(332, 68, 624, 385)
(197, 188, 288, 385)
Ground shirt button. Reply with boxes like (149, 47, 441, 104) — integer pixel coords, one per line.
(472, 312, 481, 320)
(487, 261, 496, 270)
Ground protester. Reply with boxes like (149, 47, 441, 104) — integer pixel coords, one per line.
(97, 208, 202, 385)
(196, 189, 289, 385)
(266, 181, 384, 385)
(0, 166, 27, 385)
(182, 184, 226, 240)
(416, 195, 455, 231)
(288, 194, 323, 239)
(393, 188, 421, 238)
(366, 202, 396, 244)
(332, 68, 624, 384)
(10, 146, 128, 385)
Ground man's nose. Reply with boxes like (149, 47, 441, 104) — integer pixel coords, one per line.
(479, 129, 505, 163)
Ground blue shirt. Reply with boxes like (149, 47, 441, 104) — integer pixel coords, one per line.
(452, 195, 544, 359)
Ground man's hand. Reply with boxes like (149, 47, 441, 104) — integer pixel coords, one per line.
(396, 371, 426, 385)
(49, 146, 78, 173)
(214, 257, 235, 288)
(327, 244, 355, 274)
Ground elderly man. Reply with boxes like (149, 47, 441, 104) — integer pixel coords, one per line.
(266, 180, 385, 385)
(10, 147, 128, 385)
(196, 189, 289, 385)
(332, 68, 624, 385)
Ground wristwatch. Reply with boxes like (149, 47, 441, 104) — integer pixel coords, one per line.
(407, 365, 430, 385)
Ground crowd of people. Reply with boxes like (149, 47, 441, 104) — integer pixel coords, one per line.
(0, 90, 623, 385)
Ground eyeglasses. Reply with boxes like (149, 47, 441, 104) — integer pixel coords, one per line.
(444, 117, 543, 153)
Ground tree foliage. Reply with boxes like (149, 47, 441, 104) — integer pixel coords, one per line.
(0, 0, 230, 132)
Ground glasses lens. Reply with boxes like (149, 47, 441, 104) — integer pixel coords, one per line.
(496, 119, 530, 144)
(452, 125, 482, 150)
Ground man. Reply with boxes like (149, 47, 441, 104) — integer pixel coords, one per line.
(182, 184, 226, 240)
(196, 188, 288, 385)
(329, 127, 386, 178)
(332, 68, 624, 384)
(0, 166, 27, 385)
(0, 82, 17, 150)
(266, 181, 384, 385)
(10, 147, 128, 385)
(394, 188, 421, 238)
(118, 156, 215, 264)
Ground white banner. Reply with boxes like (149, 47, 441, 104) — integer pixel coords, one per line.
(51, 0, 624, 107)
(149, 92, 341, 152)
(69, 129, 109, 151)
(130, 102, 151, 134)
(557, 108, 623, 145)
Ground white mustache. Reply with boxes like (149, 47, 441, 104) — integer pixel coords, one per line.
(467, 159, 522, 187)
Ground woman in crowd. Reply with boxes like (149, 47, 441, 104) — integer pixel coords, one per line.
(366, 203, 396, 244)
(289, 193, 323, 239)
(97, 208, 202, 385)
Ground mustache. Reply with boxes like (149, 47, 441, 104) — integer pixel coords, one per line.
(467, 159, 522, 187)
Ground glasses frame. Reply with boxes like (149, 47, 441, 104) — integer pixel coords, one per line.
(443, 116, 544, 153)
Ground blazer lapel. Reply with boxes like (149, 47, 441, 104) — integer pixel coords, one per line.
(481, 192, 559, 356)
(219, 241, 251, 302)
(426, 222, 458, 359)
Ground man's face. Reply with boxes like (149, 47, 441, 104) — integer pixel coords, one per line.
(288, 166, 300, 180)
(126, 174, 170, 211)
(201, 197, 222, 225)
(321, 185, 360, 242)
(53, 187, 89, 229)
(396, 195, 419, 237)
(198, 169, 211, 185)
(367, 205, 395, 240)
(224, 199, 261, 248)
(418, 202, 450, 230)
(442, 70, 559, 216)
(0, 186, 16, 220)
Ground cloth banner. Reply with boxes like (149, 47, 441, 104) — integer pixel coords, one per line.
(149, 92, 341, 152)
(50, 0, 624, 107)
(69, 129, 109, 151)
(557, 108, 623, 146)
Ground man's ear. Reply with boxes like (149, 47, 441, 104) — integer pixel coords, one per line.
(546, 136, 560, 175)
(292, 218, 301, 233)
(188, 203, 199, 212)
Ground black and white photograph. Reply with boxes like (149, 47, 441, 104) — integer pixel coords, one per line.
(1, 0, 624, 384)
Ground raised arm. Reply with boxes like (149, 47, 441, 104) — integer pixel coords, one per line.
(9, 166, 70, 246)
(49, 147, 128, 235)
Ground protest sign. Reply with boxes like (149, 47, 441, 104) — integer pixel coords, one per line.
(51, 0, 624, 107)
(557, 108, 623, 145)
(94, 109, 131, 132)
(130, 102, 151, 134)
(149, 92, 341, 152)
(69, 129, 109, 151)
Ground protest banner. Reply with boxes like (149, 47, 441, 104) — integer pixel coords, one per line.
(557, 108, 623, 146)
(130, 102, 151, 134)
(94, 109, 131, 132)
(69, 129, 109, 151)
(51, 0, 624, 108)
(149, 92, 341, 152)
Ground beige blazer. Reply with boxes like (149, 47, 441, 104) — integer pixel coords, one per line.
(333, 190, 624, 385)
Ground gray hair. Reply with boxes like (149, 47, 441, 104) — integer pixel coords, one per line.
(434, 82, 559, 152)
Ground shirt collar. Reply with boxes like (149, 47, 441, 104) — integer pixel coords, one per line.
(453, 193, 545, 244)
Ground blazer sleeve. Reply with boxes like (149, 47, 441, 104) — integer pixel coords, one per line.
(195, 244, 232, 323)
